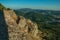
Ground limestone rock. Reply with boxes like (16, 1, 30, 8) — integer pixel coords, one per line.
(3, 10, 42, 40)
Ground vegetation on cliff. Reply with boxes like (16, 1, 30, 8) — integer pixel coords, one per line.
(0, 3, 6, 10)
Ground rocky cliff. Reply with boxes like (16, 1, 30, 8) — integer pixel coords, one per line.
(3, 9, 42, 40)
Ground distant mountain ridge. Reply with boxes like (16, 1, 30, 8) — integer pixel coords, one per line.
(15, 8, 60, 22)
(15, 8, 60, 12)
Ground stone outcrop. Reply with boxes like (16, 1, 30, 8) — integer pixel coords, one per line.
(3, 10, 42, 40)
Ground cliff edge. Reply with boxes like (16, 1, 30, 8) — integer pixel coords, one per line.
(3, 9, 42, 40)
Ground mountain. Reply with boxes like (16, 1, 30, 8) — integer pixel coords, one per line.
(15, 8, 60, 40)
(15, 8, 60, 22)
(0, 4, 42, 40)
(15, 8, 60, 13)
(0, 4, 60, 40)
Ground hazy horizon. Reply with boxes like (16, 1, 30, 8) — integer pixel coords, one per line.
(0, 0, 60, 10)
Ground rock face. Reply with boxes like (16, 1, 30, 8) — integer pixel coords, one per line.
(3, 10, 42, 40)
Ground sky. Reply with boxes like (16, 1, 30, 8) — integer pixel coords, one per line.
(0, 0, 60, 10)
